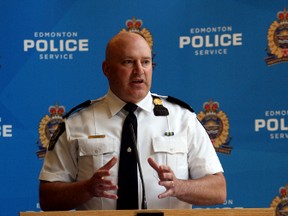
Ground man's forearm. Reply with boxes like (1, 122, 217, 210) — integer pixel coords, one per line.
(39, 180, 93, 211)
(176, 173, 226, 206)
(39, 157, 118, 211)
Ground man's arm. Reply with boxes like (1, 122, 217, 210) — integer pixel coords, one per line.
(170, 172, 226, 205)
(148, 157, 226, 206)
(39, 157, 118, 211)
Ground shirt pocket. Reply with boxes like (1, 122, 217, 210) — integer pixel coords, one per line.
(77, 137, 117, 179)
(151, 135, 189, 179)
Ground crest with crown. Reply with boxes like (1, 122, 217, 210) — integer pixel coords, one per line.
(36, 103, 66, 158)
(265, 8, 288, 65)
(197, 99, 232, 154)
(120, 17, 154, 51)
(271, 184, 288, 216)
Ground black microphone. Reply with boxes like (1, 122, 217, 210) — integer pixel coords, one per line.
(130, 124, 148, 209)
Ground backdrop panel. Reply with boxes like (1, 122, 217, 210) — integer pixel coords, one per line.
(0, 1, 287, 215)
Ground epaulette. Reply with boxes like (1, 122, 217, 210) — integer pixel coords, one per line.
(166, 96, 195, 113)
(48, 100, 93, 151)
(63, 100, 92, 119)
(152, 94, 195, 116)
(152, 95, 169, 116)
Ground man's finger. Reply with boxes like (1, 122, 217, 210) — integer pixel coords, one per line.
(99, 156, 118, 171)
(94, 170, 110, 179)
(159, 165, 172, 172)
(147, 157, 159, 172)
(158, 189, 173, 199)
(100, 191, 118, 200)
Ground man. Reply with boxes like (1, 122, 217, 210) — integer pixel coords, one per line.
(39, 31, 226, 211)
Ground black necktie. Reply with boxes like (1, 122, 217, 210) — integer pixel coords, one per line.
(117, 103, 139, 209)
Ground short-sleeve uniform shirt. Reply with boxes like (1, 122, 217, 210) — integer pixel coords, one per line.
(39, 89, 224, 210)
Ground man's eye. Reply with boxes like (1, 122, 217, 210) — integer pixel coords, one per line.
(123, 60, 133, 65)
(142, 60, 151, 66)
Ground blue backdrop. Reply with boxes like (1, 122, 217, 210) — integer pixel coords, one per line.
(0, 0, 288, 215)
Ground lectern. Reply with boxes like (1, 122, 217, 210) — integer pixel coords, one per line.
(19, 208, 275, 216)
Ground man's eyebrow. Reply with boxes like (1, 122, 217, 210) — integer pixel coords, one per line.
(121, 56, 152, 59)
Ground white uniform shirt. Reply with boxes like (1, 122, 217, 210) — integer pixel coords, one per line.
(39, 89, 224, 210)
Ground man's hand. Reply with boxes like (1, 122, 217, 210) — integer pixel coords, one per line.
(87, 156, 118, 199)
(148, 157, 178, 199)
(40, 156, 119, 211)
(147, 157, 226, 205)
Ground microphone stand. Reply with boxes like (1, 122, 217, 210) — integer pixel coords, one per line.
(130, 124, 148, 209)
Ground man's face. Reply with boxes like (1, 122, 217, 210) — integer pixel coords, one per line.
(102, 33, 153, 103)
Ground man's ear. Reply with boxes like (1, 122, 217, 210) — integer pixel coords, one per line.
(102, 61, 109, 77)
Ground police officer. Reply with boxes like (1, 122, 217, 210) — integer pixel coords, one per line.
(39, 31, 226, 211)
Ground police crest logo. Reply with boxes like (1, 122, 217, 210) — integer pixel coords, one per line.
(120, 17, 153, 50)
(120, 17, 156, 68)
(270, 184, 288, 216)
(197, 99, 232, 154)
(36, 103, 65, 158)
(265, 8, 288, 66)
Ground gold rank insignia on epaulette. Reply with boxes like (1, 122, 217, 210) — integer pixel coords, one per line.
(152, 95, 169, 116)
(48, 100, 93, 151)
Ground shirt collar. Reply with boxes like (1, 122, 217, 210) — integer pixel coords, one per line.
(105, 89, 153, 117)
(137, 91, 153, 113)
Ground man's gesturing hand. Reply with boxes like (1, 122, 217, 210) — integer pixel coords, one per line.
(87, 156, 118, 199)
(148, 157, 178, 199)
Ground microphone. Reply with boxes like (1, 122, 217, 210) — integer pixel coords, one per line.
(130, 124, 148, 209)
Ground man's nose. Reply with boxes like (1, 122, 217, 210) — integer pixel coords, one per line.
(133, 61, 144, 74)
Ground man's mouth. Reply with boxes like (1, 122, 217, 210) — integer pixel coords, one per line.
(131, 79, 144, 84)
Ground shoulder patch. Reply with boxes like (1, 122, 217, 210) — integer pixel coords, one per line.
(166, 96, 195, 113)
(48, 122, 65, 151)
(48, 99, 93, 151)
